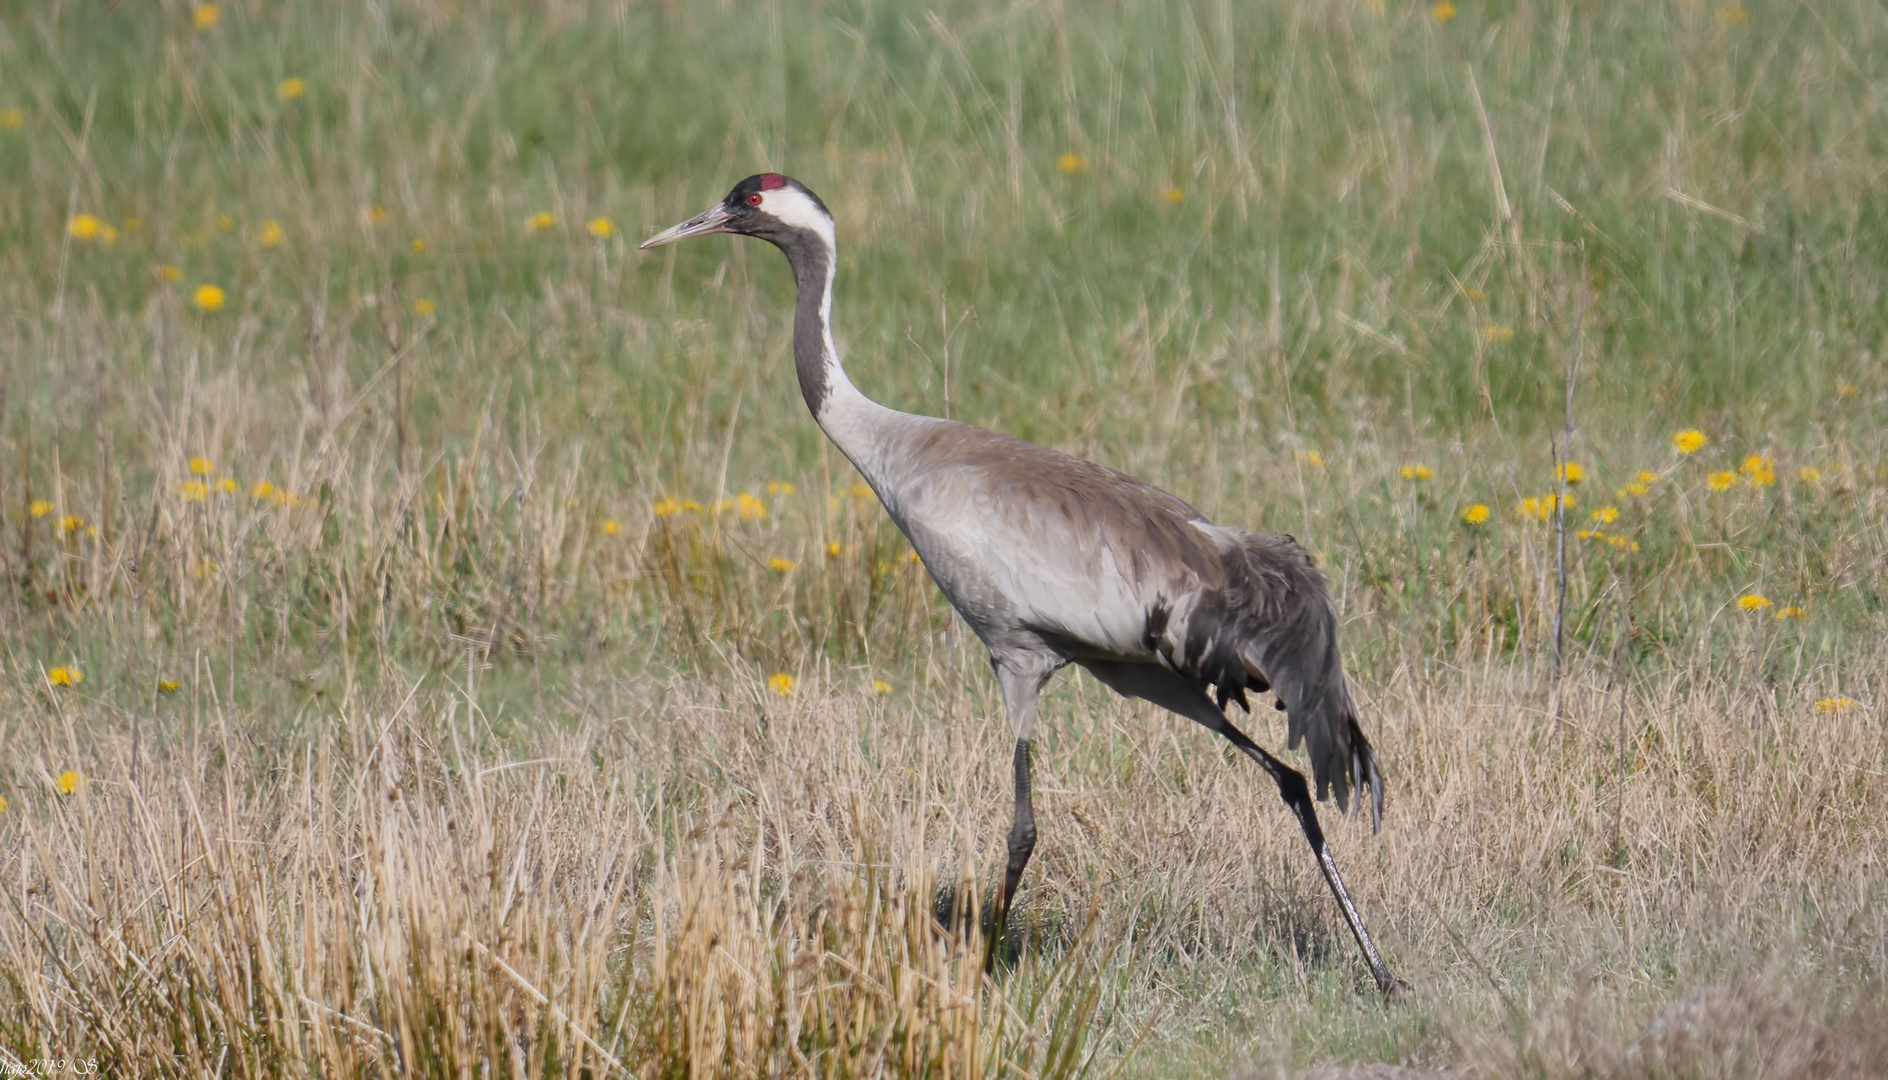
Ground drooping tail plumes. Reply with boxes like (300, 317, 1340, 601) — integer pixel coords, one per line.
(1227, 533, 1383, 828)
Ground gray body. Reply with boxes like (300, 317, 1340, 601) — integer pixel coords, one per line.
(643, 174, 1400, 995)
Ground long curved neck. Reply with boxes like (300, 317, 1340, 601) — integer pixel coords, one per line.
(779, 231, 900, 479)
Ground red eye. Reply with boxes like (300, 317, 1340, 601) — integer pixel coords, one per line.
(747, 193, 763, 206)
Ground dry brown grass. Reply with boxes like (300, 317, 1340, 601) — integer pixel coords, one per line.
(4, 632, 1883, 1074)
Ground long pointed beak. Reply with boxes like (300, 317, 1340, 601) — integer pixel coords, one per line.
(639, 202, 735, 250)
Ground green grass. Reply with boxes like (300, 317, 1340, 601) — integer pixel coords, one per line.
(2, 1, 1885, 1075)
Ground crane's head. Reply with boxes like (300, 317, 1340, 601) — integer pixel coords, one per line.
(640, 174, 833, 259)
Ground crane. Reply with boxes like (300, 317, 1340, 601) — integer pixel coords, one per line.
(642, 174, 1403, 996)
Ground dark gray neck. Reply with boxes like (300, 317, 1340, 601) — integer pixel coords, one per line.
(784, 233, 834, 417)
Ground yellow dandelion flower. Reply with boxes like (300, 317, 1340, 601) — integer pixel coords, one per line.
(29, 499, 52, 518)
(1774, 606, 1807, 620)
(122, 217, 141, 232)
(1163, 187, 1186, 204)
(1740, 453, 1775, 487)
(68, 214, 106, 241)
(258, 220, 284, 247)
(216, 214, 233, 232)
(0, 108, 21, 129)
(59, 514, 84, 534)
(413, 298, 436, 315)
(192, 3, 220, 30)
(1720, 4, 1748, 24)
(158, 679, 181, 693)
(0, 795, 6, 812)
(767, 673, 796, 697)
(1705, 471, 1738, 492)
(1836, 384, 1857, 399)
(278, 77, 307, 101)
(680, 499, 704, 514)
(1796, 466, 1821, 484)
(1296, 449, 1324, 468)
(158, 264, 183, 283)
(765, 480, 796, 496)
(1814, 696, 1859, 714)
(57, 770, 82, 794)
(250, 480, 276, 499)
(1590, 505, 1618, 524)
(1517, 493, 1574, 521)
(189, 456, 213, 475)
(1459, 286, 1487, 302)
(410, 238, 425, 253)
(1617, 482, 1651, 499)
(180, 481, 208, 501)
(48, 667, 82, 687)
(1461, 504, 1490, 525)
(1430, 0, 1457, 21)
(587, 217, 614, 239)
(1056, 152, 1087, 174)
(766, 556, 796, 573)
(826, 541, 845, 557)
(526, 211, 555, 232)
(1672, 429, 1708, 454)
(734, 493, 768, 521)
(209, 477, 237, 495)
(1635, 471, 1659, 485)
(193, 284, 226, 312)
(1738, 594, 1772, 612)
(872, 680, 893, 695)
(369, 205, 390, 224)
(1556, 462, 1585, 485)
(849, 482, 873, 499)
(652, 497, 684, 519)
(1482, 323, 1513, 342)
(1400, 464, 1433, 481)
(601, 518, 622, 535)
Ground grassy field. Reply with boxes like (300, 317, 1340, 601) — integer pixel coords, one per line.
(2, 0, 1886, 1074)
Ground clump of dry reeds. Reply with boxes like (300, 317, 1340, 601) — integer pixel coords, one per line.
(0, 701, 1124, 1077)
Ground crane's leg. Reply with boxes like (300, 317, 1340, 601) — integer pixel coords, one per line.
(1210, 714, 1405, 998)
(986, 654, 1058, 968)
